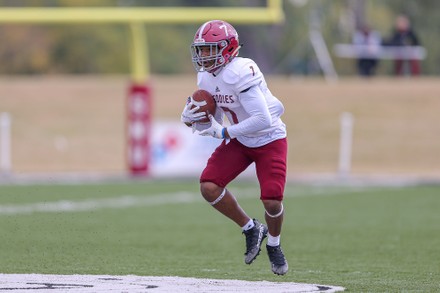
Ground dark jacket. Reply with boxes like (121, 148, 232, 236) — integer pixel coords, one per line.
(384, 29, 420, 46)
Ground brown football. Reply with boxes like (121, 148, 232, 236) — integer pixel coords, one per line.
(191, 89, 216, 123)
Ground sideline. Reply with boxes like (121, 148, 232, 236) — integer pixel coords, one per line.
(0, 274, 345, 292)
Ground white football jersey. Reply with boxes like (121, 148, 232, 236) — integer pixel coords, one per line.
(196, 57, 286, 148)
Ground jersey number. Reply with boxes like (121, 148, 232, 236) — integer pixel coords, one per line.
(249, 66, 255, 76)
(221, 107, 239, 124)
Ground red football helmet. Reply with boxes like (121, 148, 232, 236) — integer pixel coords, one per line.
(190, 20, 241, 73)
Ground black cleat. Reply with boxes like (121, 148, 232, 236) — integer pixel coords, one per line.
(266, 244, 289, 275)
(243, 219, 268, 264)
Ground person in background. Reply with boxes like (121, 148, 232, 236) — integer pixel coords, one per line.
(352, 25, 381, 77)
(385, 15, 421, 76)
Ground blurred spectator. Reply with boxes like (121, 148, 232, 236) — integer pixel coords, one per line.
(384, 15, 421, 76)
(352, 25, 381, 77)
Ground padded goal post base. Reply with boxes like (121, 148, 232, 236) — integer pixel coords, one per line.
(127, 83, 152, 176)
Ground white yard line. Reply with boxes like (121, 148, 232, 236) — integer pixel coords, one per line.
(0, 192, 196, 215)
(0, 186, 373, 216)
(0, 274, 345, 292)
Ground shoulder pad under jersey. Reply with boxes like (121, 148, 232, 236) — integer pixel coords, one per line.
(222, 58, 262, 93)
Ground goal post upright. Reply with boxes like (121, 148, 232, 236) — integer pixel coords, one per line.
(0, 0, 284, 176)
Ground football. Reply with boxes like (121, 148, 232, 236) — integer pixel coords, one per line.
(191, 89, 216, 123)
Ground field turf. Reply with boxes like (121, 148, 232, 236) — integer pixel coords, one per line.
(0, 180, 439, 292)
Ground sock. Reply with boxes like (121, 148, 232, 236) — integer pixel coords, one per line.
(267, 233, 280, 247)
(241, 219, 255, 231)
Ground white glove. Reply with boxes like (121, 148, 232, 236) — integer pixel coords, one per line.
(181, 97, 206, 125)
(199, 114, 225, 139)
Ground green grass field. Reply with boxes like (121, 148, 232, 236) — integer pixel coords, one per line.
(0, 180, 439, 292)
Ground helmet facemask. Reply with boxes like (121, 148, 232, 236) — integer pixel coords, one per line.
(191, 41, 228, 73)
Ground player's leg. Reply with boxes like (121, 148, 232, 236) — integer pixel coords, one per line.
(201, 182, 267, 264)
(200, 139, 251, 226)
(263, 199, 284, 239)
(200, 181, 249, 227)
(253, 138, 289, 275)
(263, 199, 288, 275)
(200, 139, 267, 264)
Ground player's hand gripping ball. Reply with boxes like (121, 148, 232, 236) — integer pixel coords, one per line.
(190, 89, 216, 123)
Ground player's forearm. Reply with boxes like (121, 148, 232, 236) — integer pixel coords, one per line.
(227, 86, 272, 138)
(227, 113, 271, 138)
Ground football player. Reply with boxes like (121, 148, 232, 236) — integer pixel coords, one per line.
(181, 20, 288, 275)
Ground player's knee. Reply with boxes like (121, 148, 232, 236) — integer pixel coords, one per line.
(262, 199, 283, 217)
(200, 181, 223, 202)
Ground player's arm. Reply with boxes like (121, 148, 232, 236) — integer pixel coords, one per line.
(225, 86, 272, 139)
(203, 87, 270, 140)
